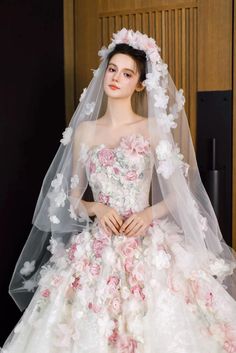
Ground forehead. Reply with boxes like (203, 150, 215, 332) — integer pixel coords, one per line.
(108, 53, 137, 72)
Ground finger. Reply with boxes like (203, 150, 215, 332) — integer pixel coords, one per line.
(130, 224, 147, 237)
(120, 215, 135, 232)
(126, 222, 143, 237)
(123, 217, 138, 234)
(105, 218, 119, 235)
(100, 219, 111, 235)
(110, 214, 122, 230)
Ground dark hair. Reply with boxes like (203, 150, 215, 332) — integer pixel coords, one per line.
(106, 43, 146, 82)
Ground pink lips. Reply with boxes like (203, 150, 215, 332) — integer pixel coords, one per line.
(109, 85, 120, 90)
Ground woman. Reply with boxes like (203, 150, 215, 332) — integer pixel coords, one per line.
(2, 28, 236, 353)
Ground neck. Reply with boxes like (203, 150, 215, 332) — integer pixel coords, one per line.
(104, 96, 136, 127)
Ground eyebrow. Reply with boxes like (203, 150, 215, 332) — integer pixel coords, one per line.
(108, 62, 135, 74)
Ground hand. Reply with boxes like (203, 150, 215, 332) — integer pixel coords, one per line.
(93, 202, 124, 236)
(120, 207, 153, 237)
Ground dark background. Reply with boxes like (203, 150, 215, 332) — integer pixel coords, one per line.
(0, 1, 65, 344)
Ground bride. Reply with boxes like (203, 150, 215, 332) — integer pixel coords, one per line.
(1, 28, 236, 353)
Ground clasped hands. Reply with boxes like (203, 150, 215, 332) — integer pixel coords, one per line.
(94, 202, 153, 237)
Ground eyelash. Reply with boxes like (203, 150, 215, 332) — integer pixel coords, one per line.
(108, 67, 132, 78)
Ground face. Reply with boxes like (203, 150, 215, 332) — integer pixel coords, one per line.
(103, 53, 143, 99)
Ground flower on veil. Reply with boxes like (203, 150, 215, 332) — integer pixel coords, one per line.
(176, 88, 186, 112)
(54, 189, 66, 207)
(79, 88, 87, 102)
(49, 215, 60, 224)
(157, 112, 177, 133)
(20, 260, 36, 276)
(209, 258, 231, 278)
(70, 174, 80, 189)
(155, 140, 189, 179)
(51, 173, 63, 190)
(60, 127, 73, 145)
(84, 102, 95, 115)
(154, 87, 169, 109)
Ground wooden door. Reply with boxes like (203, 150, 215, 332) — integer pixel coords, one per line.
(63, 0, 234, 248)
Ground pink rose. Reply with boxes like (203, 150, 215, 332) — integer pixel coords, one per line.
(98, 192, 110, 205)
(71, 276, 81, 290)
(108, 327, 119, 345)
(117, 336, 138, 353)
(98, 148, 115, 166)
(120, 134, 150, 155)
(68, 243, 77, 261)
(90, 263, 101, 276)
(89, 161, 96, 173)
(120, 238, 139, 258)
(107, 275, 120, 293)
(110, 296, 121, 315)
(41, 289, 50, 298)
(113, 167, 120, 175)
(88, 302, 101, 313)
(125, 170, 137, 181)
(124, 258, 133, 273)
(131, 284, 145, 300)
(92, 239, 107, 258)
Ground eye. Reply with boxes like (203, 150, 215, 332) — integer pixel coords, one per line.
(108, 67, 115, 72)
(124, 72, 132, 78)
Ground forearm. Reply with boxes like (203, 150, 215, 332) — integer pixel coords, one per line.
(80, 199, 98, 217)
(146, 199, 169, 220)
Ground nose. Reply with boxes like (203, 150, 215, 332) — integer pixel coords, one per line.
(112, 71, 120, 82)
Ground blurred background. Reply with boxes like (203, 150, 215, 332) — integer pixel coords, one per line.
(0, 0, 235, 345)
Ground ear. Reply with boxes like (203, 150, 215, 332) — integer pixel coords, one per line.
(135, 82, 145, 92)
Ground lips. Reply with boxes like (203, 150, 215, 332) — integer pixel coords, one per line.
(109, 84, 120, 90)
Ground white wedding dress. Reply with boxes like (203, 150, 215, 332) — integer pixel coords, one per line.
(2, 133, 236, 353)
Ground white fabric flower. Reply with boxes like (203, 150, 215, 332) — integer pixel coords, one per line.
(79, 88, 87, 102)
(156, 140, 189, 179)
(68, 204, 77, 220)
(157, 112, 177, 132)
(98, 46, 111, 59)
(20, 260, 36, 276)
(209, 259, 230, 277)
(84, 102, 95, 115)
(22, 279, 37, 291)
(155, 140, 172, 160)
(54, 189, 66, 207)
(70, 174, 80, 189)
(154, 87, 169, 109)
(97, 315, 115, 338)
(176, 89, 185, 112)
(153, 249, 171, 269)
(49, 215, 60, 224)
(51, 173, 63, 190)
(60, 127, 73, 145)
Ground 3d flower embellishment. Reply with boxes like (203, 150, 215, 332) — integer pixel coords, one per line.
(155, 140, 189, 179)
(157, 112, 177, 133)
(209, 258, 231, 278)
(84, 102, 95, 116)
(154, 87, 169, 109)
(79, 88, 87, 102)
(51, 173, 63, 189)
(98, 28, 162, 65)
(176, 88, 185, 112)
(60, 127, 73, 145)
(70, 174, 80, 189)
(49, 215, 60, 224)
(20, 260, 36, 276)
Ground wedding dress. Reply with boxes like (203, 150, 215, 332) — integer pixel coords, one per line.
(2, 132, 236, 353)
